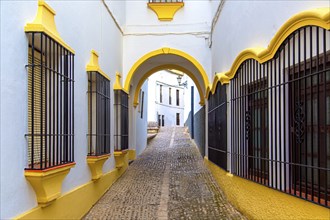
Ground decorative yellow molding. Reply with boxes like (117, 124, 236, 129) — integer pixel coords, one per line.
(148, 2, 184, 21)
(114, 150, 129, 169)
(24, 0, 75, 54)
(127, 149, 136, 161)
(86, 50, 110, 81)
(16, 167, 128, 219)
(125, 47, 209, 92)
(86, 154, 110, 181)
(113, 72, 129, 94)
(24, 163, 75, 207)
(125, 47, 209, 106)
(133, 64, 205, 107)
(206, 7, 330, 98)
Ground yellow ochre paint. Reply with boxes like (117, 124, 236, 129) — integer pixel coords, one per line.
(24, 0, 75, 54)
(204, 157, 330, 220)
(86, 50, 111, 81)
(148, 2, 184, 21)
(16, 160, 129, 219)
(206, 7, 330, 99)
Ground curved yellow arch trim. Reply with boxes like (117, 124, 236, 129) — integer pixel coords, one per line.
(124, 48, 210, 93)
(133, 64, 205, 107)
(206, 7, 330, 98)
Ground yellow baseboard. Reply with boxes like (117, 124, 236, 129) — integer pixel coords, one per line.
(128, 149, 136, 160)
(204, 157, 330, 220)
(15, 165, 128, 219)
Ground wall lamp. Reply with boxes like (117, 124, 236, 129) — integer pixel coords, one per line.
(177, 75, 188, 88)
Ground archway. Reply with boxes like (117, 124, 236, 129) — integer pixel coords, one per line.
(124, 47, 210, 106)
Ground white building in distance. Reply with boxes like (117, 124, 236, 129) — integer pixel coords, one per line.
(148, 70, 188, 127)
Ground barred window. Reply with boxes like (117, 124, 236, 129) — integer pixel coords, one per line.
(208, 84, 227, 170)
(169, 87, 172, 105)
(26, 32, 74, 170)
(230, 26, 330, 207)
(114, 90, 129, 151)
(87, 72, 111, 156)
(149, 0, 183, 2)
(176, 89, 180, 106)
(160, 85, 163, 103)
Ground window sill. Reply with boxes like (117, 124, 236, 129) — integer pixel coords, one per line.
(114, 150, 129, 169)
(24, 162, 76, 207)
(148, 2, 184, 21)
(86, 154, 111, 180)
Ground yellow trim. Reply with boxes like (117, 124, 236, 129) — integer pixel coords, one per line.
(133, 64, 205, 107)
(86, 154, 110, 180)
(148, 2, 184, 21)
(24, 0, 75, 54)
(206, 7, 330, 98)
(114, 72, 129, 93)
(127, 149, 137, 160)
(114, 150, 129, 169)
(16, 166, 128, 219)
(124, 47, 210, 104)
(24, 163, 75, 207)
(204, 157, 330, 220)
(86, 50, 110, 81)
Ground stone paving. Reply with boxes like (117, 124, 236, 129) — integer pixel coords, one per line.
(84, 127, 246, 220)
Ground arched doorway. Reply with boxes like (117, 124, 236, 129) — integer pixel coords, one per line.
(123, 47, 210, 156)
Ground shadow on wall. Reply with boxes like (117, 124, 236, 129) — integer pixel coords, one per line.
(185, 107, 205, 157)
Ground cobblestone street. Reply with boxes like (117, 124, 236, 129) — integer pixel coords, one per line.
(84, 127, 245, 220)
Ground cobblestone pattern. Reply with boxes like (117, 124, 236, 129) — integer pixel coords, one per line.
(84, 127, 245, 220)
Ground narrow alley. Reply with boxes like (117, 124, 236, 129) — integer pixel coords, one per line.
(84, 127, 245, 219)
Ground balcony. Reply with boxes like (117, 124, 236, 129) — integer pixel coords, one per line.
(148, 0, 184, 21)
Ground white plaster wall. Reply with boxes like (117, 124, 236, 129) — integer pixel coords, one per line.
(211, 0, 329, 74)
(0, 1, 123, 219)
(135, 80, 148, 156)
(123, 0, 216, 87)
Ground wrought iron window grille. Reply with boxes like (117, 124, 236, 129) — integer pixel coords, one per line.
(87, 71, 111, 156)
(114, 90, 129, 151)
(25, 32, 74, 170)
(228, 26, 330, 207)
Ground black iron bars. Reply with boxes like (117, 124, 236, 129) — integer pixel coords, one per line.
(87, 71, 111, 156)
(228, 26, 330, 207)
(114, 90, 129, 151)
(25, 32, 74, 170)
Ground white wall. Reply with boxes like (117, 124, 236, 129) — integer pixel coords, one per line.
(135, 80, 148, 156)
(0, 1, 123, 219)
(123, 0, 216, 86)
(211, 0, 329, 74)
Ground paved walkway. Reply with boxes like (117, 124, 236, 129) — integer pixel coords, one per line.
(84, 127, 245, 220)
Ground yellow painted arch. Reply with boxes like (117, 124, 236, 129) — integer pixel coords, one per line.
(206, 7, 330, 99)
(124, 47, 210, 94)
(133, 64, 205, 107)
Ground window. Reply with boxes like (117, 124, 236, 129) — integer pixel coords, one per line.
(247, 79, 269, 182)
(26, 32, 74, 170)
(230, 26, 330, 207)
(160, 85, 163, 103)
(162, 115, 165, 127)
(140, 91, 144, 119)
(169, 87, 172, 105)
(208, 83, 227, 170)
(176, 113, 180, 126)
(114, 90, 129, 151)
(87, 71, 111, 156)
(176, 89, 180, 106)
